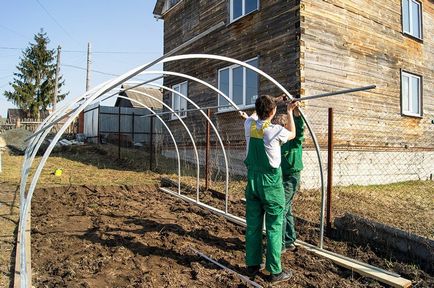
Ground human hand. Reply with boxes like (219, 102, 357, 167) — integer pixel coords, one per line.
(287, 101, 298, 112)
(239, 111, 248, 119)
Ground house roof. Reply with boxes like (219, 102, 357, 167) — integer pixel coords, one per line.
(153, 0, 165, 16)
(7, 109, 27, 120)
(116, 85, 163, 109)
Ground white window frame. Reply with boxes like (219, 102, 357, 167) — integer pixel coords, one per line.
(402, 0, 423, 40)
(230, 0, 260, 23)
(218, 57, 259, 111)
(401, 71, 422, 117)
(171, 81, 188, 120)
(162, 0, 184, 16)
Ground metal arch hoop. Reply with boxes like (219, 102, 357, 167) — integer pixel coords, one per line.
(142, 82, 232, 213)
(156, 54, 326, 249)
(115, 95, 181, 194)
(18, 53, 327, 287)
(116, 89, 200, 197)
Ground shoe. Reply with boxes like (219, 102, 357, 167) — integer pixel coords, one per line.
(268, 269, 293, 284)
(285, 243, 297, 252)
(246, 265, 261, 277)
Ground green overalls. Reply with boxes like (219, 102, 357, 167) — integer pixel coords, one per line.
(244, 120, 285, 275)
(281, 115, 304, 247)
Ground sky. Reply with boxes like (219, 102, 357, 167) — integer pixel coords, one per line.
(0, 0, 163, 117)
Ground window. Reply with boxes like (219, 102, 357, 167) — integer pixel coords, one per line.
(402, 0, 422, 39)
(162, 0, 182, 14)
(230, 0, 259, 22)
(218, 58, 258, 110)
(401, 71, 422, 117)
(171, 81, 188, 119)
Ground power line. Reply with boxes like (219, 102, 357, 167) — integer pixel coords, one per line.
(0, 47, 160, 55)
(62, 63, 120, 77)
(35, 0, 77, 43)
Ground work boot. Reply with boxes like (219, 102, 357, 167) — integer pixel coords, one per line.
(282, 243, 297, 253)
(246, 264, 265, 278)
(267, 269, 293, 284)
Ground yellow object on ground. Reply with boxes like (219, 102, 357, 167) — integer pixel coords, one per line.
(54, 169, 63, 176)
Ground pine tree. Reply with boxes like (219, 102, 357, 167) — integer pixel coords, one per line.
(4, 29, 68, 119)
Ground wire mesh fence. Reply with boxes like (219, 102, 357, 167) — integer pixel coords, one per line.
(89, 102, 433, 251)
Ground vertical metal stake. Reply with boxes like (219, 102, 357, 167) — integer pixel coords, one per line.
(131, 112, 135, 144)
(150, 115, 154, 171)
(326, 107, 334, 234)
(205, 108, 211, 190)
(118, 107, 121, 159)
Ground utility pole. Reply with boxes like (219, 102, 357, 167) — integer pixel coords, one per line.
(53, 45, 61, 111)
(86, 42, 91, 91)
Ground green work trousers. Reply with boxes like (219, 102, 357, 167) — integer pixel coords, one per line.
(245, 168, 285, 275)
(282, 172, 301, 247)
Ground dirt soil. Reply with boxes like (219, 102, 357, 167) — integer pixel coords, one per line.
(30, 184, 433, 288)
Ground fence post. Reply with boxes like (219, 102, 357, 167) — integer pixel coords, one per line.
(326, 107, 334, 234)
(118, 107, 121, 159)
(97, 105, 100, 144)
(131, 112, 135, 144)
(205, 109, 211, 190)
(149, 115, 154, 171)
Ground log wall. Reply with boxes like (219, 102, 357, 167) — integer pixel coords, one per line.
(300, 0, 434, 149)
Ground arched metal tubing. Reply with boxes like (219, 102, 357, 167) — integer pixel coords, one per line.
(144, 82, 231, 211)
(155, 54, 326, 248)
(19, 53, 327, 287)
(115, 95, 181, 194)
(122, 88, 200, 196)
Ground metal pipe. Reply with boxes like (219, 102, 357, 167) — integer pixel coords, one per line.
(139, 104, 232, 117)
(293, 85, 376, 102)
(115, 95, 181, 194)
(143, 82, 231, 212)
(326, 108, 334, 234)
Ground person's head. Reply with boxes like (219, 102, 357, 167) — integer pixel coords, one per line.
(255, 95, 277, 120)
(272, 113, 287, 126)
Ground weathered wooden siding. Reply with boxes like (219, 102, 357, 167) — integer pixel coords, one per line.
(300, 0, 434, 149)
(161, 0, 301, 145)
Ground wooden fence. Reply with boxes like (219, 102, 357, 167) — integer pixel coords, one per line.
(0, 118, 76, 134)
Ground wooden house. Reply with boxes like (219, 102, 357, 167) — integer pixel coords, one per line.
(152, 0, 433, 186)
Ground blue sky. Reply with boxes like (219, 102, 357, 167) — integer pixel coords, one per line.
(0, 0, 163, 117)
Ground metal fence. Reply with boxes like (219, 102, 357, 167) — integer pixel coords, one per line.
(83, 104, 164, 160)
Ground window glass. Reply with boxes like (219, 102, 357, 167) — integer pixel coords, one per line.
(411, 1, 421, 38)
(232, 0, 243, 20)
(180, 82, 188, 117)
(172, 82, 188, 118)
(245, 59, 258, 106)
(401, 72, 422, 116)
(218, 58, 259, 110)
(402, 75, 409, 112)
(403, 0, 410, 33)
(219, 69, 230, 107)
(410, 76, 420, 114)
(232, 66, 244, 105)
(245, 0, 258, 14)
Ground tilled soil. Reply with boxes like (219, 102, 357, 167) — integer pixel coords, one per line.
(31, 184, 432, 287)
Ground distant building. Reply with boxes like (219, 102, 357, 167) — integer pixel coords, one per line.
(115, 85, 163, 110)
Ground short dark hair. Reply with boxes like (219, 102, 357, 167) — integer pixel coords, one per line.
(272, 113, 287, 126)
(255, 95, 276, 120)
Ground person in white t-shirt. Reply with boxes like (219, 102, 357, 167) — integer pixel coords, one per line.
(240, 95, 297, 284)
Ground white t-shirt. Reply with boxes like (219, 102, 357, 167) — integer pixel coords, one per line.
(244, 115, 291, 168)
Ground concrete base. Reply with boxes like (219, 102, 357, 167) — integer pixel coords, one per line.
(334, 213, 434, 273)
